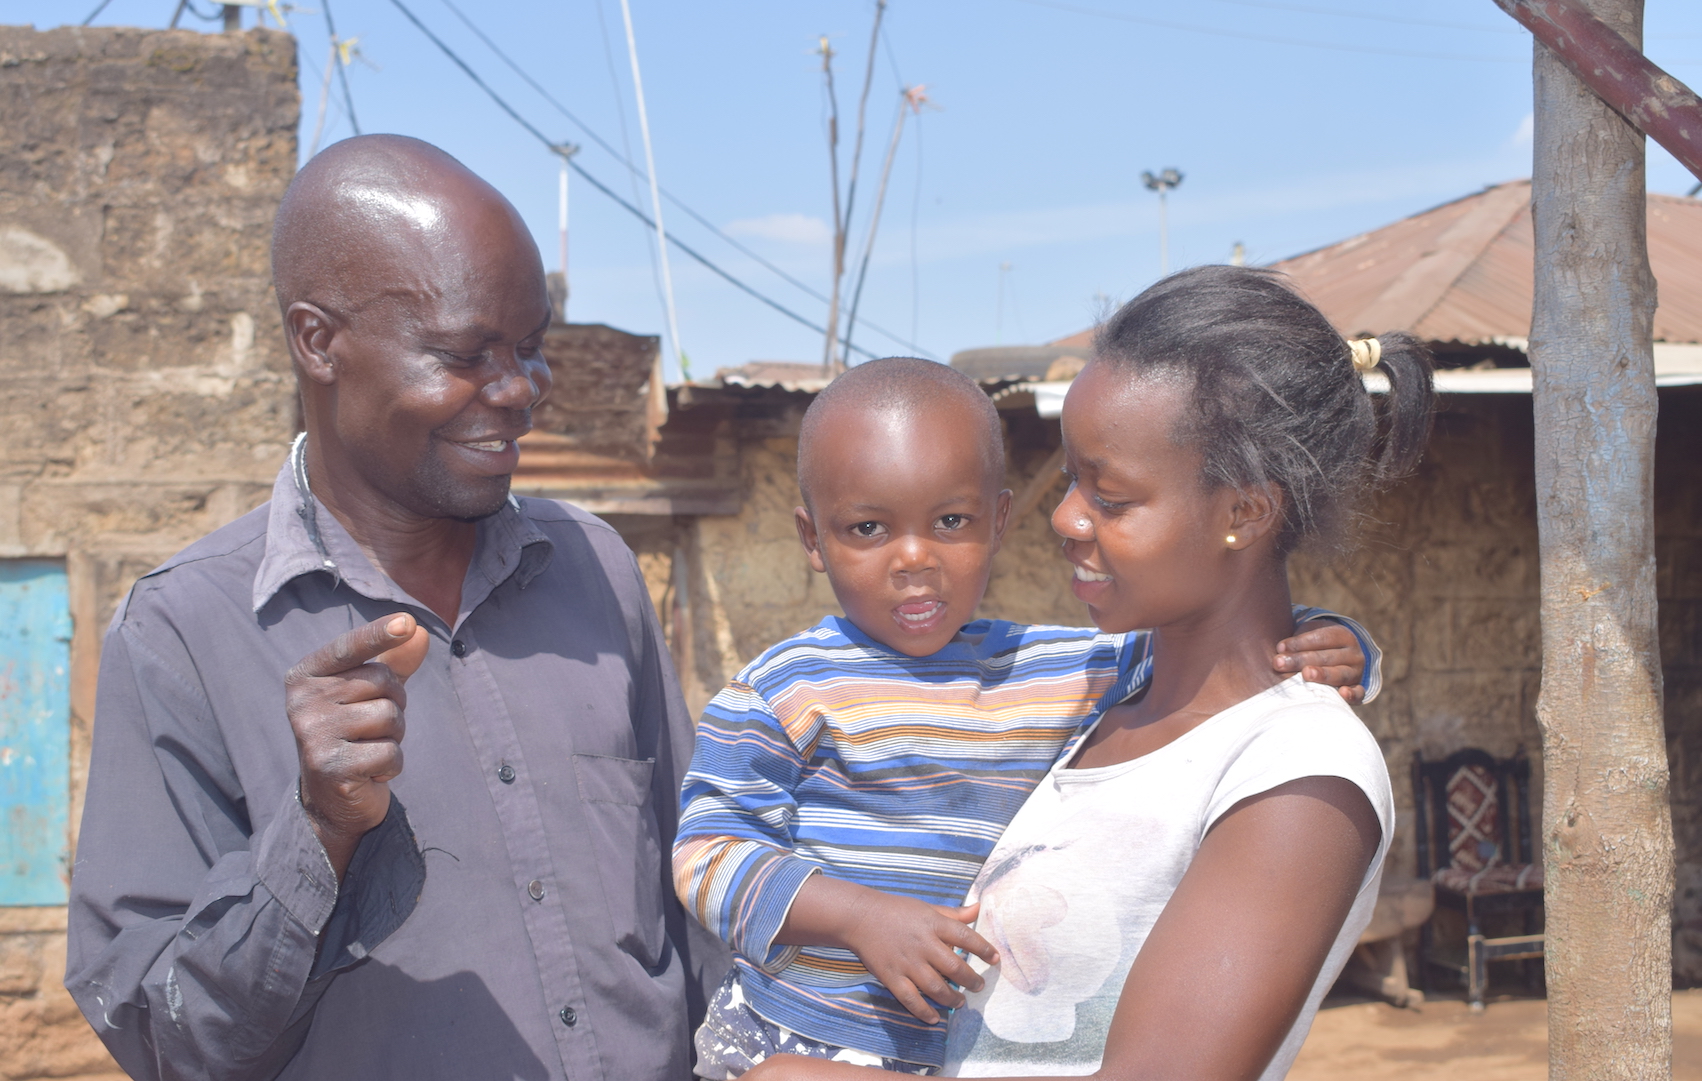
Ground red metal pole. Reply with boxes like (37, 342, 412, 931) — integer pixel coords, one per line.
(1494, 0, 1702, 183)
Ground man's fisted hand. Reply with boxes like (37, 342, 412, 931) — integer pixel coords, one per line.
(285, 614, 431, 879)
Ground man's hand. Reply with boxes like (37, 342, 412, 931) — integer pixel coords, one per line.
(776, 875, 1000, 1025)
(1273, 619, 1366, 705)
(285, 613, 431, 879)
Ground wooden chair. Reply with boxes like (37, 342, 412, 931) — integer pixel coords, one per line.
(1412, 747, 1545, 1010)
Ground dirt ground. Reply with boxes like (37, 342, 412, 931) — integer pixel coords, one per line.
(1290, 987, 1702, 1080)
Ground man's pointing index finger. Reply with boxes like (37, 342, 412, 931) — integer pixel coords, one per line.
(295, 614, 419, 679)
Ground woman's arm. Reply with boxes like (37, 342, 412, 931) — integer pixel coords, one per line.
(1094, 775, 1381, 1080)
(744, 774, 1379, 1081)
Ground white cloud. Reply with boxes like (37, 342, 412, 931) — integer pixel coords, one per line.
(724, 212, 832, 245)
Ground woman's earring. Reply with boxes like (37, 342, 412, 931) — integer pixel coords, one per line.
(1226, 534, 1238, 545)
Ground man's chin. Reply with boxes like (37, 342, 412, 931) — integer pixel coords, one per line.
(417, 473, 514, 523)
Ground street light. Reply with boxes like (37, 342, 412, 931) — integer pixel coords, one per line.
(1141, 167, 1184, 277)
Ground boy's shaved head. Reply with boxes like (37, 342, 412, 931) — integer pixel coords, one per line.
(797, 357, 1005, 506)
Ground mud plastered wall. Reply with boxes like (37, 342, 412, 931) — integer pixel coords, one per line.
(1287, 395, 1547, 928)
(0, 25, 298, 1078)
(1288, 391, 1702, 985)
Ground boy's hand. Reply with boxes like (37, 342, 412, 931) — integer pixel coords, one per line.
(775, 875, 1000, 1025)
(845, 896, 998, 1024)
(1273, 619, 1366, 704)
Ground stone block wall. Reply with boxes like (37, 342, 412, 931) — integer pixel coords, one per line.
(1288, 390, 1702, 983)
(0, 24, 299, 1078)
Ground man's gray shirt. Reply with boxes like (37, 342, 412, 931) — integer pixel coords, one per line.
(66, 461, 730, 1081)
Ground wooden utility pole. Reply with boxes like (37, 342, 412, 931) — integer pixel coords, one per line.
(818, 36, 845, 375)
(818, 1, 887, 377)
(1526, 0, 1671, 1074)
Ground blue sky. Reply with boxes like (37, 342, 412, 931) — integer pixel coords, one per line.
(20, 0, 1702, 378)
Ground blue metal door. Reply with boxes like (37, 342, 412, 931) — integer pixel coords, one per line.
(0, 560, 72, 905)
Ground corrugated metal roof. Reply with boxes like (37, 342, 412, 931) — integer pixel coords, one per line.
(1271, 181, 1702, 345)
(711, 361, 832, 393)
(1048, 182, 1702, 349)
(1022, 344, 1702, 415)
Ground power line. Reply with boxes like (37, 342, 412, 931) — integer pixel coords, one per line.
(322, 0, 361, 135)
(383, 0, 879, 360)
(1007, 0, 1525, 63)
(1197, 0, 1520, 35)
(431, 0, 936, 360)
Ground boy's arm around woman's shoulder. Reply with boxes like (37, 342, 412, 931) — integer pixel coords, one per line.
(1286, 605, 1382, 705)
(673, 679, 822, 971)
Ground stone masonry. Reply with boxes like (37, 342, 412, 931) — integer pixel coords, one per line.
(0, 24, 298, 1079)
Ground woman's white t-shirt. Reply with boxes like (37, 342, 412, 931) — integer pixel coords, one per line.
(940, 675, 1393, 1078)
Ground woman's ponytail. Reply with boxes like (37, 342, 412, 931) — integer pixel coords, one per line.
(1364, 330, 1436, 484)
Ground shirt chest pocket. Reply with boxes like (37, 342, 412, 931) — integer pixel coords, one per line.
(572, 754, 667, 968)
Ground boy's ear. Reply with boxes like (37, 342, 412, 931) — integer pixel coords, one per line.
(1226, 484, 1284, 548)
(794, 506, 828, 573)
(989, 489, 1014, 554)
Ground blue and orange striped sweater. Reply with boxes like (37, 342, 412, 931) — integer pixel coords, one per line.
(673, 611, 1377, 1067)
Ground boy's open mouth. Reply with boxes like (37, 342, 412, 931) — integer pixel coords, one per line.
(893, 598, 947, 632)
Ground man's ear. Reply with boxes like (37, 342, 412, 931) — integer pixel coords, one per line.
(286, 301, 339, 386)
(989, 488, 1014, 555)
(794, 506, 828, 573)
(1225, 484, 1284, 550)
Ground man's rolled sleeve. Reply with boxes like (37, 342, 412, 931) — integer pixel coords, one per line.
(254, 788, 340, 936)
(258, 789, 425, 981)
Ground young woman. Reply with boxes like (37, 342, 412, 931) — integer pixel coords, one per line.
(743, 264, 1435, 1080)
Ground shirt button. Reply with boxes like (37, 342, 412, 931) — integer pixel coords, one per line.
(451, 639, 467, 657)
(559, 1005, 577, 1027)
(528, 879, 545, 901)
(497, 763, 516, 784)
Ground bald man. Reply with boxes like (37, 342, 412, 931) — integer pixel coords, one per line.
(66, 135, 727, 1081)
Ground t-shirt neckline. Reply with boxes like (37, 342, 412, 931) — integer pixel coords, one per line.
(1061, 673, 1316, 780)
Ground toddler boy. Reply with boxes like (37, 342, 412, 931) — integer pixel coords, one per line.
(673, 358, 1378, 1076)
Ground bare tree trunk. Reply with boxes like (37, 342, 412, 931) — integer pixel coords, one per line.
(1530, 0, 1672, 1076)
